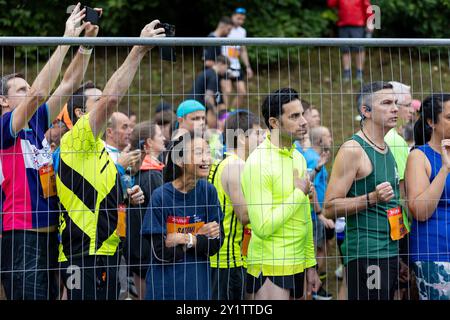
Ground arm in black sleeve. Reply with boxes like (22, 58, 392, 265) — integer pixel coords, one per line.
(193, 219, 224, 257)
(146, 233, 186, 264)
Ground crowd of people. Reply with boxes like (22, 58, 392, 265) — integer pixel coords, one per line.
(0, 4, 450, 302)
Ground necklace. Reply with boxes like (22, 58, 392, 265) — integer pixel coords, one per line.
(361, 128, 386, 151)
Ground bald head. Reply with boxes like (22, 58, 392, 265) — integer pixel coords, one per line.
(310, 126, 332, 149)
(106, 112, 132, 151)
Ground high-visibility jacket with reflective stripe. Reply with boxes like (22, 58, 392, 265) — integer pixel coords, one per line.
(56, 114, 122, 262)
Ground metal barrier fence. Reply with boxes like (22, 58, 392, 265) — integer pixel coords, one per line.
(0, 37, 449, 301)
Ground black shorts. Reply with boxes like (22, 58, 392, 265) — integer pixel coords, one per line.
(211, 267, 246, 300)
(325, 226, 335, 241)
(224, 68, 245, 82)
(338, 26, 366, 53)
(246, 272, 305, 299)
(346, 257, 400, 300)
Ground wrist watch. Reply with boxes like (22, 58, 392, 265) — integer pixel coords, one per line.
(186, 233, 194, 249)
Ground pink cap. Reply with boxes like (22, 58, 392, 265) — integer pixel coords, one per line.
(411, 99, 421, 111)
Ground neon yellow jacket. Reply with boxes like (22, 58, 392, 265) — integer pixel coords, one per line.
(241, 136, 316, 277)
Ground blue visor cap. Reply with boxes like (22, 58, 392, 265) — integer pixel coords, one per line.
(176, 100, 206, 118)
(235, 7, 246, 14)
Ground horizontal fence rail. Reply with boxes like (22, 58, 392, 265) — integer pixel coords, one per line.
(0, 37, 449, 47)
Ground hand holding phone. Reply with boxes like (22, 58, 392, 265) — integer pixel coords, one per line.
(83, 6, 101, 25)
(156, 22, 176, 62)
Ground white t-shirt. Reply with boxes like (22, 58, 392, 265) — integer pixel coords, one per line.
(222, 26, 247, 70)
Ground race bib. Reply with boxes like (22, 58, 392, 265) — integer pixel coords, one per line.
(387, 207, 408, 240)
(241, 227, 252, 257)
(166, 216, 205, 235)
(116, 204, 127, 238)
(39, 164, 57, 199)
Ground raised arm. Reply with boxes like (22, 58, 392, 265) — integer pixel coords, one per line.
(47, 14, 101, 121)
(31, 3, 86, 100)
(89, 20, 165, 137)
(10, 87, 46, 134)
(405, 146, 449, 222)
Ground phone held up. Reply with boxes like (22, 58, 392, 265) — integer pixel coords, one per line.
(83, 6, 100, 25)
(156, 23, 176, 62)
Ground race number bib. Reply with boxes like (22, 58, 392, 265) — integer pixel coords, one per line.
(166, 216, 205, 235)
(241, 227, 252, 257)
(39, 164, 57, 199)
(387, 207, 408, 240)
(116, 204, 127, 238)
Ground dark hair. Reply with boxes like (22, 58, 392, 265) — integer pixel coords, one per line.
(130, 121, 158, 150)
(0, 73, 25, 96)
(215, 55, 230, 66)
(414, 94, 450, 146)
(356, 81, 393, 119)
(67, 81, 97, 125)
(219, 16, 233, 25)
(300, 99, 311, 111)
(224, 111, 262, 147)
(261, 88, 299, 130)
(163, 132, 202, 182)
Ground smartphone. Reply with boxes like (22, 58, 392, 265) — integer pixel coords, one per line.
(156, 23, 176, 62)
(83, 6, 100, 25)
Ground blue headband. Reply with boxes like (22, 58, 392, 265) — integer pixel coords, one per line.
(235, 7, 246, 14)
(175, 100, 206, 129)
(176, 100, 206, 118)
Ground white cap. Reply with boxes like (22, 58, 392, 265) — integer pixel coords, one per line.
(389, 81, 411, 105)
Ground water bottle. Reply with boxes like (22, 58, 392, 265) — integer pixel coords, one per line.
(120, 167, 134, 200)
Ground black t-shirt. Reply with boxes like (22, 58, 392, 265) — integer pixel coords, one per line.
(203, 32, 221, 63)
(188, 68, 222, 106)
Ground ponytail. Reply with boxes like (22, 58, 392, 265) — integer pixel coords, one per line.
(413, 93, 450, 147)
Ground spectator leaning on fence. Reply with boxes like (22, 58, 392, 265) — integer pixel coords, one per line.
(208, 111, 265, 300)
(203, 16, 233, 68)
(405, 94, 450, 300)
(142, 132, 224, 300)
(0, 4, 98, 300)
(55, 20, 165, 300)
(221, 7, 254, 109)
(241, 88, 320, 300)
(324, 81, 406, 300)
(189, 55, 229, 111)
(125, 121, 165, 300)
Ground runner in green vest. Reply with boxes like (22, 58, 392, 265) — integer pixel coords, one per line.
(208, 111, 265, 300)
(324, 81, 408, 300)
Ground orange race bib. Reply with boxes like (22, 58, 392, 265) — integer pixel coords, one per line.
(39, 164, 57, 199)
(227, 47, 240, 58)
(387, 207, 408, 241)
(166, 216, 205, 235)
(241, 227, 252, 257)
(116, 204, 127, 238)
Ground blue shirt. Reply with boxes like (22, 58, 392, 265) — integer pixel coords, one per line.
(410, 144, 450, 262)
(0, 103, 58, 230)
(296, 144, 328, 220)
(142, 179, 223, 300)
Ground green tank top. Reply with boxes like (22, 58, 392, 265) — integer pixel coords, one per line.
(208, 153, 245, 268)
(341, 134, 400, 265)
